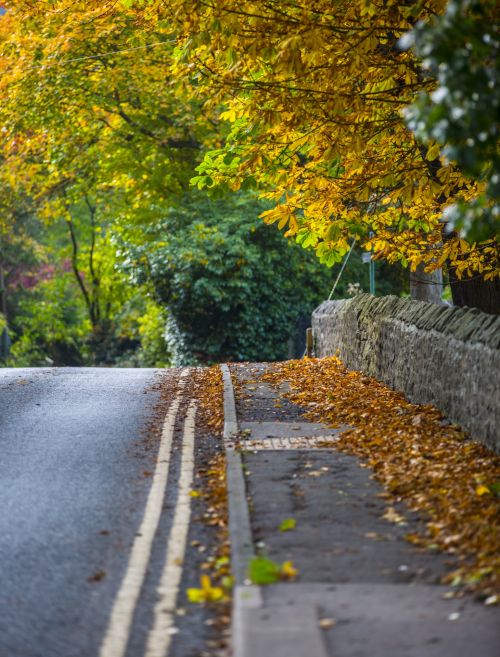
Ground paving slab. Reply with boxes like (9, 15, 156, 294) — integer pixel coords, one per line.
(263, 583, 500, 657)
(234, 592, 327, 657)
(245, 449, 449, 585)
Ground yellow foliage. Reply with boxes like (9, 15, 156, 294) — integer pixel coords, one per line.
(0, 1, 497, 279)
(162, 0, 498, 278)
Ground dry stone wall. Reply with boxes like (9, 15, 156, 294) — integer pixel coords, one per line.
(312, 294, 500, 451)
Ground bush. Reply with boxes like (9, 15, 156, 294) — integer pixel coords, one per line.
(126, 193, 333, 364)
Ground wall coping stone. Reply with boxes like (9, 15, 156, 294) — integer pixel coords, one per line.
(314, 295, 500, 349)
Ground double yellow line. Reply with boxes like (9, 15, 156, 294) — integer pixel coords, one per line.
(99, 371, 197, 657)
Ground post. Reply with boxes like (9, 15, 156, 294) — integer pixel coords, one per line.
(369, 257, 375, 296)
(369, 231, 375, 296)
(305, 328, 314, 357)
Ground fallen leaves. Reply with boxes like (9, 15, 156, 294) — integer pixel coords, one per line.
(184, 366, 231, 621)
(187, 575, 228, 604)
(195, 365, 224, 436)
(264, 357, 500, 599)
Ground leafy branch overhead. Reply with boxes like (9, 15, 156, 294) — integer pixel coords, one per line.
(167, 0, 499, 279)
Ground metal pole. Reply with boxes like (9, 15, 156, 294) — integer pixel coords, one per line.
(369, 258, 375, 295)
(369, 232, 375, 296)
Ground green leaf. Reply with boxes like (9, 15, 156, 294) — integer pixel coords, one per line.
(248, 557, 281, 584)
(279, 518, 297, 532)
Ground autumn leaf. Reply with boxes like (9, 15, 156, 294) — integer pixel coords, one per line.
(187, 575, 226, 604)
(382, 507, 407, 525)
(248, 557, 299, 585)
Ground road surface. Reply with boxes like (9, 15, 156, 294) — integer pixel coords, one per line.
(0, 367, 220, 657)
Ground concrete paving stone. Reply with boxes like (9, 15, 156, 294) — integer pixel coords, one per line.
(234, 593, 327, 657)
(245, 450, 450, 585)
(262, 583, 500, 657)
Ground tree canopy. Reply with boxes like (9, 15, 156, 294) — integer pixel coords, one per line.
(0, 0, 342, 364)
(166, 0, 498, 281)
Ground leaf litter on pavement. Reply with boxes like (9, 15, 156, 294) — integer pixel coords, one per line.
(263, 357, 500, 600)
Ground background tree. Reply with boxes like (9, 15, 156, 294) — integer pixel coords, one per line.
(0, 0, 208, 364)
(3, 1, 378, 365)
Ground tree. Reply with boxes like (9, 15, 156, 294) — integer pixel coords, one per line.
(0, 0, 214, 362)
(165, 0, 498, 299)
(402, 0, 500, 312)
(0, 1, 337, 365)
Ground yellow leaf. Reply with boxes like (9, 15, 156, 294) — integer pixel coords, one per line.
(382, 506, 406, 525)
(187, 575, 226, 603)
(426, 143, 441, 161)
(475, 485, 490, 496)
(280, 561, 298, 580)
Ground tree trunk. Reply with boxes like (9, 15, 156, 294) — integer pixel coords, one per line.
(448, 269, 500, 315)
(410, 264, 443, 304)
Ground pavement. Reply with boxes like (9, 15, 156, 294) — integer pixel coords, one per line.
(224, 363, 500, 657)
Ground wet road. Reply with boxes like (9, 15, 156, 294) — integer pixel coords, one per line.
(0, 367, 201, 657)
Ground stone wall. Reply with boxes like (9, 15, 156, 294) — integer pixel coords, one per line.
(312, 294, 500, 451)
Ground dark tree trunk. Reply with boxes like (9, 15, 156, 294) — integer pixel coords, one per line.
(449, 269, 500, 315)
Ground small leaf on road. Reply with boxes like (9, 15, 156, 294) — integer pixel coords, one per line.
(279, 518, 297, 532)
(382, 506, 406, 525)
(87, 570, 106, 583)
(318, 618, 336, 629)
(187, 575, 226, 603)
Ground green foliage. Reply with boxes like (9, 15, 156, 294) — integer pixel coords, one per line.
(5, 264, 170, 367)
(123, 192, 333, 365)
(7, 274, 89, 366)
(402, 0, 499, 240)
(112, 298, 171, 367)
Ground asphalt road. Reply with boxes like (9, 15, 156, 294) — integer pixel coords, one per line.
(0, 367, 215, 657)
